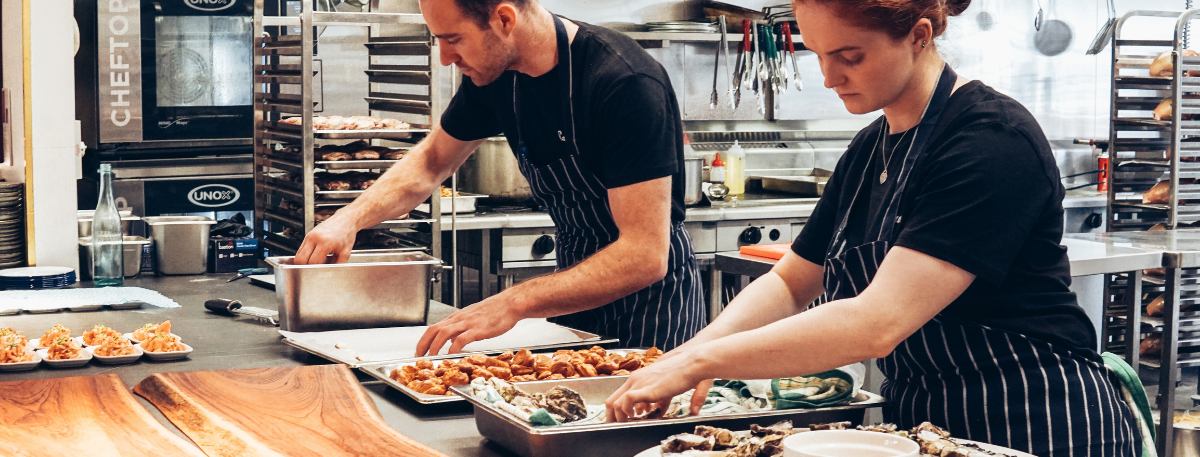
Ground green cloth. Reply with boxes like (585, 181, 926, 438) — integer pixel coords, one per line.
(1103, 352, 1157, 457)
(528, 408, 561, 427)
(770, 370, 855, 409)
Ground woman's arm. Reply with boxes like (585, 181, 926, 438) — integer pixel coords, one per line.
(606, 246, 975, 421)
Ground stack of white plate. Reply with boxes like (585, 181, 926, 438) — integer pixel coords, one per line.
(0, 267, 77, 290)
(645, 20, 719, 33)
(0, 183, 25, 268)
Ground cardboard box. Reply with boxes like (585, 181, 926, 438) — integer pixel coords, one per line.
(208, 237, 259, 273)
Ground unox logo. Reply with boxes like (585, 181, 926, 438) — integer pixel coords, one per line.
(184, 0, 236, 12)
(188, 184, 240, 208)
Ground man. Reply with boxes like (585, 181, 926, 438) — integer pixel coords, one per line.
(294, 0, 705, 355)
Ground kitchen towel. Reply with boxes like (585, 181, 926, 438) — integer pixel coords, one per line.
(0, 287, 180, 312)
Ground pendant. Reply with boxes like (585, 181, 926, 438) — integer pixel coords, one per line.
(880, 170, 888, 184)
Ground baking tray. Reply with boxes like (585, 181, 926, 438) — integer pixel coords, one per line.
(314, 128, 429, 140)
(279, 318, 614, 368)
(758, 169, 833, 197)
(317, 159, 402, 171)
(360, 348, 643, 405)
(451, 376, 886, 457)
(415, 193, 487, 214)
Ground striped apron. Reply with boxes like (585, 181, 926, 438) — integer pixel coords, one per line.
(821, 64, 1141, 456)
(505, 15, 705, 351)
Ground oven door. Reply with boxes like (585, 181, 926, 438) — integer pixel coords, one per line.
(140, 0, 254, 143)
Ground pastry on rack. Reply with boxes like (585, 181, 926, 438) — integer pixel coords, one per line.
(315, 207, 338, 222)
(1151, 49, 1200, 77)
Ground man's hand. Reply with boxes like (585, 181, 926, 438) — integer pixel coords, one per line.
(293, 215, 356, 265)
(414, 295, 524, 356)
(604, 344, 711, 422)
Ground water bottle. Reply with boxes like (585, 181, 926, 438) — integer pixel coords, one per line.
(93, 164, 123, 287)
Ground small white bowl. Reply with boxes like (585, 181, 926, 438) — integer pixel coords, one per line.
(80, 334, 126, 347)
(783, 430, 920, 457)
(0, 352, 41, 372)
(125, 332, 178, 345)
(92, 345, 143, 365)
(29, 336, 85, 351)
(138, 342, 193, 362)
(36, 347, 93, 368)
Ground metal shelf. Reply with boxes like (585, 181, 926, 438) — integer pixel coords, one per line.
(254, 3, 450, 302)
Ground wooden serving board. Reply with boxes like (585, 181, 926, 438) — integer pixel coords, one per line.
(134, 365, 446, 457)
(0, 374, 205, 456)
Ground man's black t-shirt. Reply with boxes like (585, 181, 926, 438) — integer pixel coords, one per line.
(792, 81, 1097, 357)
(440, 20, 686, 221)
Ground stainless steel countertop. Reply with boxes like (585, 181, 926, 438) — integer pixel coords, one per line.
(712, 237, 1164, 279)
(1067, 230, 1200, 269)
(1062, 190, 1107, 209)
(0, 274, 514, 457)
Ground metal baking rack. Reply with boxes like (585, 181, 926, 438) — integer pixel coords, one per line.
(252, 0, 457, 301)
(1099, 10, 1200, 456)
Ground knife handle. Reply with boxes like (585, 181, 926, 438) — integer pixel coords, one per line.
(783, 22, 795, 54)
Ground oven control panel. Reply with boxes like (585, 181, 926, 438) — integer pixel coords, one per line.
(716, 219, 798, 252)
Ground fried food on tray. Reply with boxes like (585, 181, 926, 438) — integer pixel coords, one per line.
(46, 336, 82, 360)
(440, 186, 459, 197)
(0, 335, 34, 363)
(388, 346, 662, 396)
(142, 332, 186, 353)
(38, 324, 70, 347)
(82, 324, 122, 346)
(133, 321, 172, 342)
(93, 335, 136, 357)
(0, 328, 27, 347)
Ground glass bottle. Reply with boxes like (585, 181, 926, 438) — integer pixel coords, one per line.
(93, 164, 123, 287)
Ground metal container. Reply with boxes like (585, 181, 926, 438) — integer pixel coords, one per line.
(415, 193, 488, 214)
(143, 216, 217, 275)
(77, 209, 138, 237)
(459, 137, 533, 203)
(452, 376, 886, 457)
(78, 236, 151, 279)
(265, 252, 444, 332)
(683, 157, 703, 206)
(1177, 425, 1200, 457)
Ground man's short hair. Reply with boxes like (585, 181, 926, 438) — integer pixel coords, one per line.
(454, 0, 532, 29)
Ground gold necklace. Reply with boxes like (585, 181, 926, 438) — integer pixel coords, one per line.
(877, 124, 913, 184)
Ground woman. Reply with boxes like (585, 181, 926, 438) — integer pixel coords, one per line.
(605, 1, 1142, 455)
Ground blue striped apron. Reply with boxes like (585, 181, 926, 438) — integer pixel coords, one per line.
(821, 64, 1140, 456)
(506, 15, 705, 351)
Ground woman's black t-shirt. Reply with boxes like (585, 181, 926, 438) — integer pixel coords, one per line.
(791, 80, 1096, 356)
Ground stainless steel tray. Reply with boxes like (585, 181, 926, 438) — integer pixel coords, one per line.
(452, 377, 886, 457)
(317, 159, 402, 171)
(279, 318, 613, 368)
(415, 193, 487, 214)
(314, 128, 428, 140)
(360, 348, 641, 405)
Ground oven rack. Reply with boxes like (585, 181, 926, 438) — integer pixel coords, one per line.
(252, 2, 449, 285)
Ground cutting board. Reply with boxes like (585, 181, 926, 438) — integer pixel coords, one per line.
(134, 365, 447, 457)
(0, 374, 205, 456)
(739, 243, 793, 260)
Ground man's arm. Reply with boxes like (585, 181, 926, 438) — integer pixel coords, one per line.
(415, 175, 675, 355)
(294, 124, 485, 264)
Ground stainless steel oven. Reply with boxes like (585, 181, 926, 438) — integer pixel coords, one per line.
(78, 0, 254, 156)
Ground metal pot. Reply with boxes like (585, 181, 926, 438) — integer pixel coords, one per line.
(1178, 425, 1200, 457)
(459, 137, 533, 203)
(684, 157, 703, 206)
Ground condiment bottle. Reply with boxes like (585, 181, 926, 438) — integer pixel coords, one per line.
(710, 153, 726, 183)
(725, 140, 745, 195)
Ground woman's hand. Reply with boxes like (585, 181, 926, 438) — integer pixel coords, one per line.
(604, 345, 714, 422)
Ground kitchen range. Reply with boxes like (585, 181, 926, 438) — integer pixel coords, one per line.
(3, 1, 1197, 457)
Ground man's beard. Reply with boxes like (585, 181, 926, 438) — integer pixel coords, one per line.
(465, 30, 518, 86)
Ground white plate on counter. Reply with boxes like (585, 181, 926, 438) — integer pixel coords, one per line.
(0, 352, 41, 371)
(124, 332, 178, 345)
(138, 342, 193, 362)
(28, 336, 85, 351)
(35, 347, 93, 368)
(92, 346, 143, 365)
(632, 438, 1036, 457)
